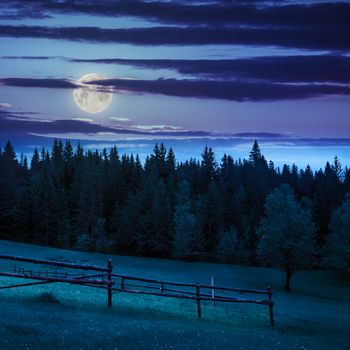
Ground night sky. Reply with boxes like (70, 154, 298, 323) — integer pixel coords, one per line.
(0, 0, 349, 168)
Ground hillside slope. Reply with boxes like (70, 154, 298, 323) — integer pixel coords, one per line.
(0, 240, 349, 350)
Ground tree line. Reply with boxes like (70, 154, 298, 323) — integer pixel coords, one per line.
(0, 140, 349, 290)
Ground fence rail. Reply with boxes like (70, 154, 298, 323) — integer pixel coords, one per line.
(0, 254, 109, 272)
(0, 255, 274, 326)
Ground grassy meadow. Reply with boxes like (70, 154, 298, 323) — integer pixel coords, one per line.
(0, 239, 349, 350)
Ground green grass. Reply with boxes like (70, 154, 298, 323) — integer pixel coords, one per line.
(0, 239, 349, 350)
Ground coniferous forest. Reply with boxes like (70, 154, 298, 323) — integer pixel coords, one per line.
(0, 140, 349, 281)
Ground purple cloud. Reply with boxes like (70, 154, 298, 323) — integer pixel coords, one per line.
(0, 24, 349, 51)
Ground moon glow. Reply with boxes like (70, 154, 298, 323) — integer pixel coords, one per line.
(73, 73, 113, 114)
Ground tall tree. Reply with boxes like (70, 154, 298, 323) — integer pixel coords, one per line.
(243, 141, 269, 263)
(249, 140, 263, 164)
(324, 193, 350, 273)
(216, 227, 239, 263)
(174, 181, 206, 260)
(258, 184, 315, 292)
(201, 146, 217, 189)
(146, 179, 173, 257)
(197, 181, 222, 255)
(0, 141, 20, 239)
(314, 159, 343, 246)
(1, 139, 346, 269)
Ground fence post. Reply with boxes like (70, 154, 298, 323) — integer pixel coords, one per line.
(161, 282, 164, 293)
(267, 286, 274, 327)
(121, 276, 125, 289)
(107, 259, 113, 308)
(211, 276, 215, 307)
(196, 284, 201, 319)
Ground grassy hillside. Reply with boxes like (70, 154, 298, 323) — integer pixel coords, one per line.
(0, 240, 349, 350)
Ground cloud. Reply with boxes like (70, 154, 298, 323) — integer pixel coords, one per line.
(131, 124, 184, 132)
(2, 76, 350, 101)
(69, 55, 350, 84)
(0, 24, 349, 51)
(232, 132, 286, 139)
(0, 110, 210, 138)
(92, 78, 350, 102)
(18, 131, 350, 149)
(4, 54, 349, 85)
(1, 107, 350, 169)
(2, 1, 349, 30)
(110, 116, 131, 122)
(71, 117, 97, 123)
(0, 103, 12, 109)
(0, 3, 51, 20)
(83, 142, 149, 150)
(1, 55, 56, 60)
(0, 77, 77, 89)
(0, 112, 114, 134)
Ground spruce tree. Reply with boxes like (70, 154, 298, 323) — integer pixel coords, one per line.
(201, 146, 217, 188)
(174, 181, 206, 260)
(249, 140, 263, 165)
(324, 193, 350, 273)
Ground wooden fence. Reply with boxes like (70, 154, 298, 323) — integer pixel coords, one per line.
(0, 255, 274, 326)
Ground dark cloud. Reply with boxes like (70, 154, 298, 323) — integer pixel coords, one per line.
(0, 112, 112, 134)
(3, 55, 350, 84)
(0, 3, 51, 20)
(0, 24, 349, 51)
(1, 108, 350, 166)
(2, 109, 350, 148)
(0, 111, 210, 137)
(69, 55, 350, 84)
(0, 78, 77, 89)
(2, 55, 56, 60)
(232, 132, 286, 138)
(2, 0, 349, 29)
(2, 77, 350, 101)
(91, 78, 350, 102)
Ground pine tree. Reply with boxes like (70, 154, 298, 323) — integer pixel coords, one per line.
(332, 156, 343, 181)
(324, 193, 350, 273)
(31, 148, 40, 172)
(63, 140, 75, 188)
(314, 159, 344, 246)
(249, 140, 263, 165)
(299, 164, 314, 198)
(147, 179, 172, 256)
(41, 154, 59, 244)
(243, 141, 269, 263)
(0, 139, 346, 269)
(0, 141, 20, 239)
(166, 147, 176, 174)
(51, 139, 63, 167)
(114, 194, 140, 254)
(174, 181, 206, 260)
(3, 141, 16, 162)
(150, 142, 167, 180)
(197, 181, 222, 254)
(344, 167, 350, 194)
(201, 146, 217, 188)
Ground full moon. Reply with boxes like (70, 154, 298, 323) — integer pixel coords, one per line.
(73, 73, 113, 114)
